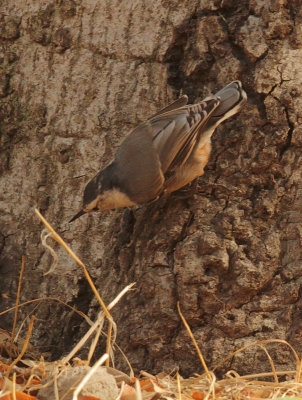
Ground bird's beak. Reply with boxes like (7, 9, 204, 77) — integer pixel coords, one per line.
(69, 209, 86, 223)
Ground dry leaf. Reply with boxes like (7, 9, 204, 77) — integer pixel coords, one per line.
(121, 383, 136, 400)
(0, 390, 38, 400)
(240, 388, 275, 398)
(190, 390, 205, 400)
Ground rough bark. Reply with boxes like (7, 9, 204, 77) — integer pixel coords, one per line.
(1, 0, 302, 377)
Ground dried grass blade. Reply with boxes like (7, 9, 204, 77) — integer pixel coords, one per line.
(213, 339, 300, 380)
(135, 377, 143, 400)
(62, 313, 105, 364)
(106, 322, 113, 367)
(297, 359, 302, 383)
(177, 302, 212, 382)
(72, 353, 109, 400)
(34, 209, 112, 320)
(12, 373, 16, 400)
(35, 209, 116, 367)
(176, 373, 181, 400)
(11, 257, 25, 351)
(41, 230, 58, 275)
(0, 297, 93, 326)
(87, 323, 102, 366)
(6, 316, 35, 378)
(62, 284, 134, 364)
(259, 344, 278, 383)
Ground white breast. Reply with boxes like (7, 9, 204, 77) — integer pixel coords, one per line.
(97, 189, 136, 211)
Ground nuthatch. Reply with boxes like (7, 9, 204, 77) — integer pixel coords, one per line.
(70, 81, 247, 222)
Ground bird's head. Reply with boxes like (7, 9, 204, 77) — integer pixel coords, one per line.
(69, 174, 102, 223)
(69, 163, 135, 222)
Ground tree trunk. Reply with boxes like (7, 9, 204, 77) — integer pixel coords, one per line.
(1, 0, 301, 376)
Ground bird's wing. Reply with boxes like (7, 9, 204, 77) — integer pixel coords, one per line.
(112, 96, 189, 204)
(147, 97, 221, 174)
(147, 95, 188, 119)
(115, 124, 164, 204)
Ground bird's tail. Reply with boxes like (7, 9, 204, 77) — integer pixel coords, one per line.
(209, 80, 247, 125)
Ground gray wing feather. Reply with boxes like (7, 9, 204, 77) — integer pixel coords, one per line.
(211, 84, 240, 116)
(148, 95, 188, 119)
(115, 124, 164, 203)
(151, 116, 191, 172)
(113, 96, 189, 203)
(148, 99, 220, 174)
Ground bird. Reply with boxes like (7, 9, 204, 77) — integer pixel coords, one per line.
(69, 80, 247, 222)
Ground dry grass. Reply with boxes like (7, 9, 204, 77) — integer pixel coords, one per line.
(0, 210, 302, 399)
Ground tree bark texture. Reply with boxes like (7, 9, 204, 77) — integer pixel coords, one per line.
(1, 0, 302, 376)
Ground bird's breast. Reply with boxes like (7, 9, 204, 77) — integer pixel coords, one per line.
(165, 140, 212, 193)
(97, 188, 137, 211)
(193, 140, 212, 165)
